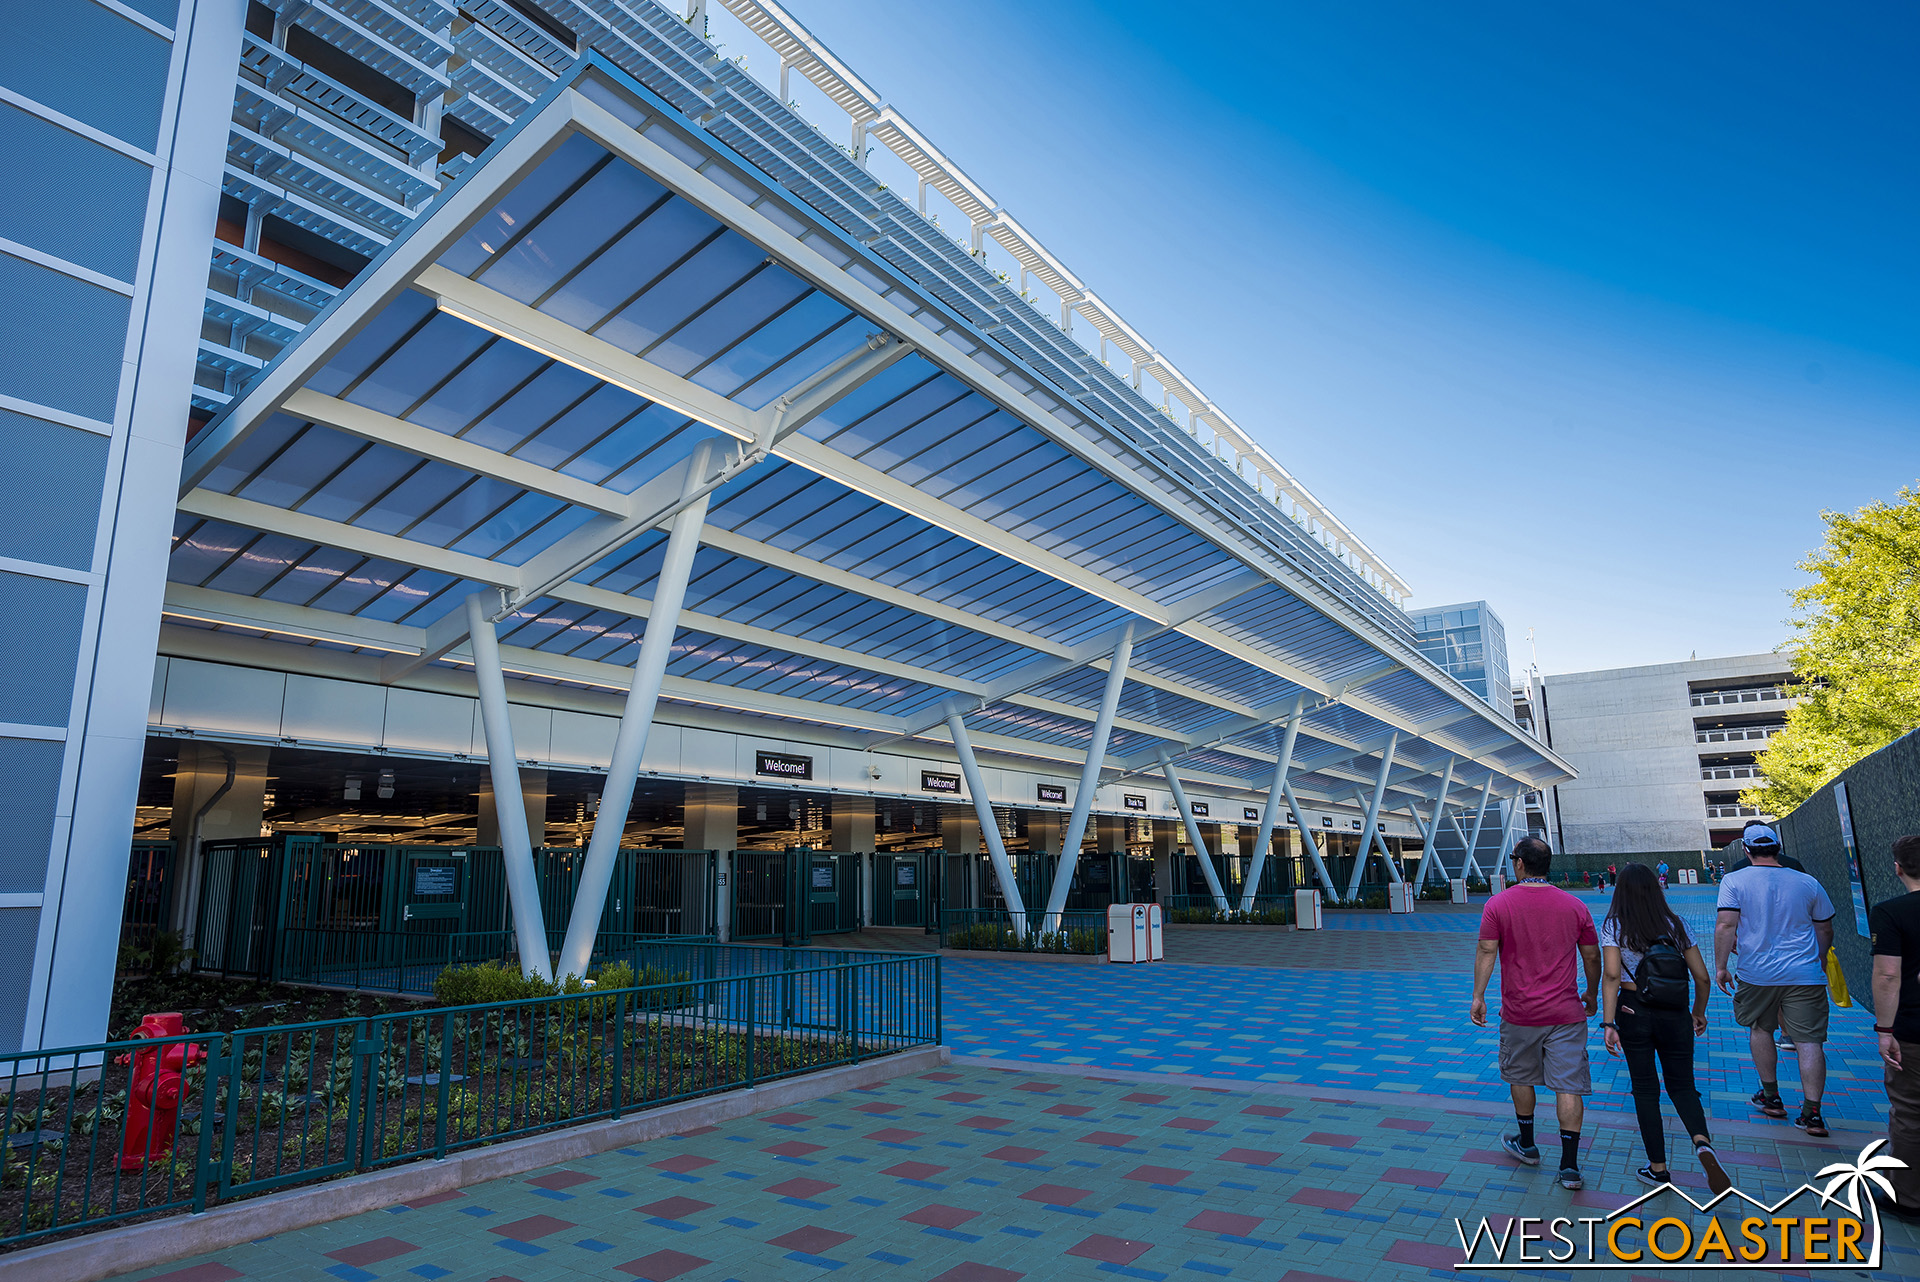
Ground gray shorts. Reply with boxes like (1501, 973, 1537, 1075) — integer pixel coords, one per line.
(1498, 1020, 1592, 1095)
(1734, 982, 1829, 1043)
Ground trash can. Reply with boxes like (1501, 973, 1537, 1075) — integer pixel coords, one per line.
(1293, 888, 1323, 930)
(1389, 882, 1415, 914)
(1490, 874, 1507, 894)
(1145, 903, 1164, 960)
(1107, 903, 1150, 964)
(1450, 877, 1468, 905)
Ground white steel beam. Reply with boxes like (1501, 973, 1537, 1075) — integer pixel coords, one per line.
(1281, 779, 1341, 901)
(1408, 755, 1456, 888)
(1239, 697, 1303, 912)
(1344, 731, 1399, 901)
(947, 712, 1026, 931)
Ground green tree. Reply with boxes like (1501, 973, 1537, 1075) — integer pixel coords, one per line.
(1745, 483, 1920, 814)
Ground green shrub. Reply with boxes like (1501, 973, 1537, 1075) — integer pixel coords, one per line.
(946, 923, 1021, 951)
(433, 960, 556, 1007)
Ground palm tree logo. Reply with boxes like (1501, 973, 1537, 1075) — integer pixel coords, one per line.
(1815, 1138, 1905, 1217)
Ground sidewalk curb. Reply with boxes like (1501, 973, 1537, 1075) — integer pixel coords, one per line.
(1, 1045, 951, 1282)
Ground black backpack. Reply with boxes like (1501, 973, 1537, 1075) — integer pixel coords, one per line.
(1632, 938, 1691, 1012)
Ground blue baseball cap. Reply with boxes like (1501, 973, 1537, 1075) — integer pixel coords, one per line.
(1743, 824, 1781, 849)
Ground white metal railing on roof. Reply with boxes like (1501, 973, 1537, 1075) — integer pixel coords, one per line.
(1706, 803, 1766, 820)
(1701, 765, 1764, 782)
(704, 0, 1411, 604)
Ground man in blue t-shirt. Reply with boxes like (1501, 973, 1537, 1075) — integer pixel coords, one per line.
(1714, 824, 1836, 1136)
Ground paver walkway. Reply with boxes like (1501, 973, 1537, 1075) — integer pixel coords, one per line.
(126, 1062, 1916, 1282)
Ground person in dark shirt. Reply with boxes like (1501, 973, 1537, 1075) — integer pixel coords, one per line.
(1870, 833, 1920, 1216)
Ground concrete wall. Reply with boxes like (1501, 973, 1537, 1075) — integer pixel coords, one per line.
(1544, 653, 1790, 859)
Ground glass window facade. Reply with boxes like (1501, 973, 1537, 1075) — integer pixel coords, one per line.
(1410, 600, 1514, 721)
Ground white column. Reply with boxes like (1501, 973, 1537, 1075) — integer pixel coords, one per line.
(1461, 776, 1495, 880)
(1494, 798, 1524, 878)
(556, 446, 714, 979)
(1158, 750, 1228, 911)
(947, 713, 1026, 930)
(1042, 627, 1132, 926)
(1281, 782, 1340, 900)
(1240, 702, 1303, 911)
(1343, 731, 1399, 900)
(1408, 756, 1455, 888)
(466, 593, 553, 982)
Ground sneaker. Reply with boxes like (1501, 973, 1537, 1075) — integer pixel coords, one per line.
(1697, 1146, 1733, 1196)
(1636, 1164, 1672, 1187)
(1795, 1104, 1830, 1138)
(1750, 1088, 1787, 1119)
(1501, 1133, 1541, 1166)
(1557, 1166, 1584, 1191)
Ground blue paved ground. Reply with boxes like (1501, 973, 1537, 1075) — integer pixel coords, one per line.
(945, 885, 1888, 1127)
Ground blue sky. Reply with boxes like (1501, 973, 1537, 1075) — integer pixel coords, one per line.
(707, 1, 1920, 676)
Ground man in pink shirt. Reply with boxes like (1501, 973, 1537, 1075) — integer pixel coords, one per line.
(1471, 836, 1602, 1190)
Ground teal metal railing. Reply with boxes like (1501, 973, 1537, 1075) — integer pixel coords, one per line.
(938, 908, 1108, 953)
(0, 948, 938, 1251)
(1160, 895, 1295, 924)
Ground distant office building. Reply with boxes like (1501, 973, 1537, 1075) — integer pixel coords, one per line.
(1411, 602, 1515, 721)
(1529, 652, 1796, 861)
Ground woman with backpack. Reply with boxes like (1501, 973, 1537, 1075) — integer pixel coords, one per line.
(1599, 862, 1731, 1192)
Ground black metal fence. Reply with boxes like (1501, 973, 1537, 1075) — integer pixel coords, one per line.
(0, 947, 938, 1252)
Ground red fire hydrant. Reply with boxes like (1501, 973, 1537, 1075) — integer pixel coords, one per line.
(121, 1013, 204, 1171)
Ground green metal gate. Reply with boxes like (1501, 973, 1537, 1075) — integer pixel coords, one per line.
(873, 851, 933, 927)
(122, 840, 177, 948)
(193, 838, 288, 979)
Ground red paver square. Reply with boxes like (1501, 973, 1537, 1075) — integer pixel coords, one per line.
(1044, 1103, 1092, 1117)
(763, 1141, 826, 1158)
(938, 1091, 985, 1103)
(636, 1196, 714, 1220)
(1068, 1234, 1151, 1265)
(1461, 1148, 1519, 1167)
(326, 1238, 419, 1267)
(920, 1072, 961, 1082)
(489, 1215, 574, 1242)
(1378, 1117, 1431, 1133)
(1304, 1132, 1358, 1149)
(1571, 1189, 1637, 1211)
(650, 1154, 716, 1174)
(1386, 1240, 1459, 1269)
(855, 1102, 901, 1114)
(1188, 1209, 1263, 1237)
(769, 1225, 855, 1254)
(1163, 1117, 1214, 1131)
(1382, 1167, 1446, 1189)
(1019, 1183, 1091, 1206)
(884, 1160, 949, 1180)
(985, 1145, 1047, 1163)
(1122, 1165, 1191, 1184)
(1290, 1187, 1359, 1211)
(868, 1127, 925, 1143)
(617, 1248, 710, 1280)
(930, 1266, 1023, 1282)
(1718, 1149, 1782, 1170)
(402, 1189, 465, 1209)
(904, 1203, 981, 1229)
(767, 1177, 838, 1198)
(1242, 1104, 1293, 1118)
(765, 1111, 816, 1125)
(1218, 1147, 1281, 1166)
(1079, 1131, 1136, 1147)
(1014, 1081, 1057, 1092)
(140, 1269, 243, 1282)
(958, 1115, 1015, 1130)
(1122, 1092, 1168, 1104)
(526, 1169, 596, 1190)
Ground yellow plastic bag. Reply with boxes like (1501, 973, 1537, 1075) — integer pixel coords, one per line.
(1827, 947, 1852, 1008)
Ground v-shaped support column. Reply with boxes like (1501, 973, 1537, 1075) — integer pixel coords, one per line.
(1159, 749, 1228, 911)
(1239, 698, 1304, 911)
(948, 713, 1027, 932)
(465, 592, 553, 982)
(1343, 731, 1399, 901)
(1408, 756, 1456, 888)
(1042, 626, 1133, 929)
(556, 442, 715, 980)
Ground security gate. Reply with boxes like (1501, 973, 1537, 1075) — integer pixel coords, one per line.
(400, 850, 467, 937)
(873, 852, 932, 927)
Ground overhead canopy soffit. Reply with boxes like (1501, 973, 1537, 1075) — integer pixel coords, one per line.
(174, 57, 1574, 810)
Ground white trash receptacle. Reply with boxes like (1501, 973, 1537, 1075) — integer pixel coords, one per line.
(1389, 882, 1415, 914)
(1294, 888, 1323, 930)
(1145, 903, 1164, 960)
(1450, 877, 1468, 905)
(1107, 903, 1150, 963)
(1490, 874, 1507, 894)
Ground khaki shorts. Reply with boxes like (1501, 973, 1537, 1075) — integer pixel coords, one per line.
(1498, 1020, 1592, 1094)
(1733, 982, 1829, 1043)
